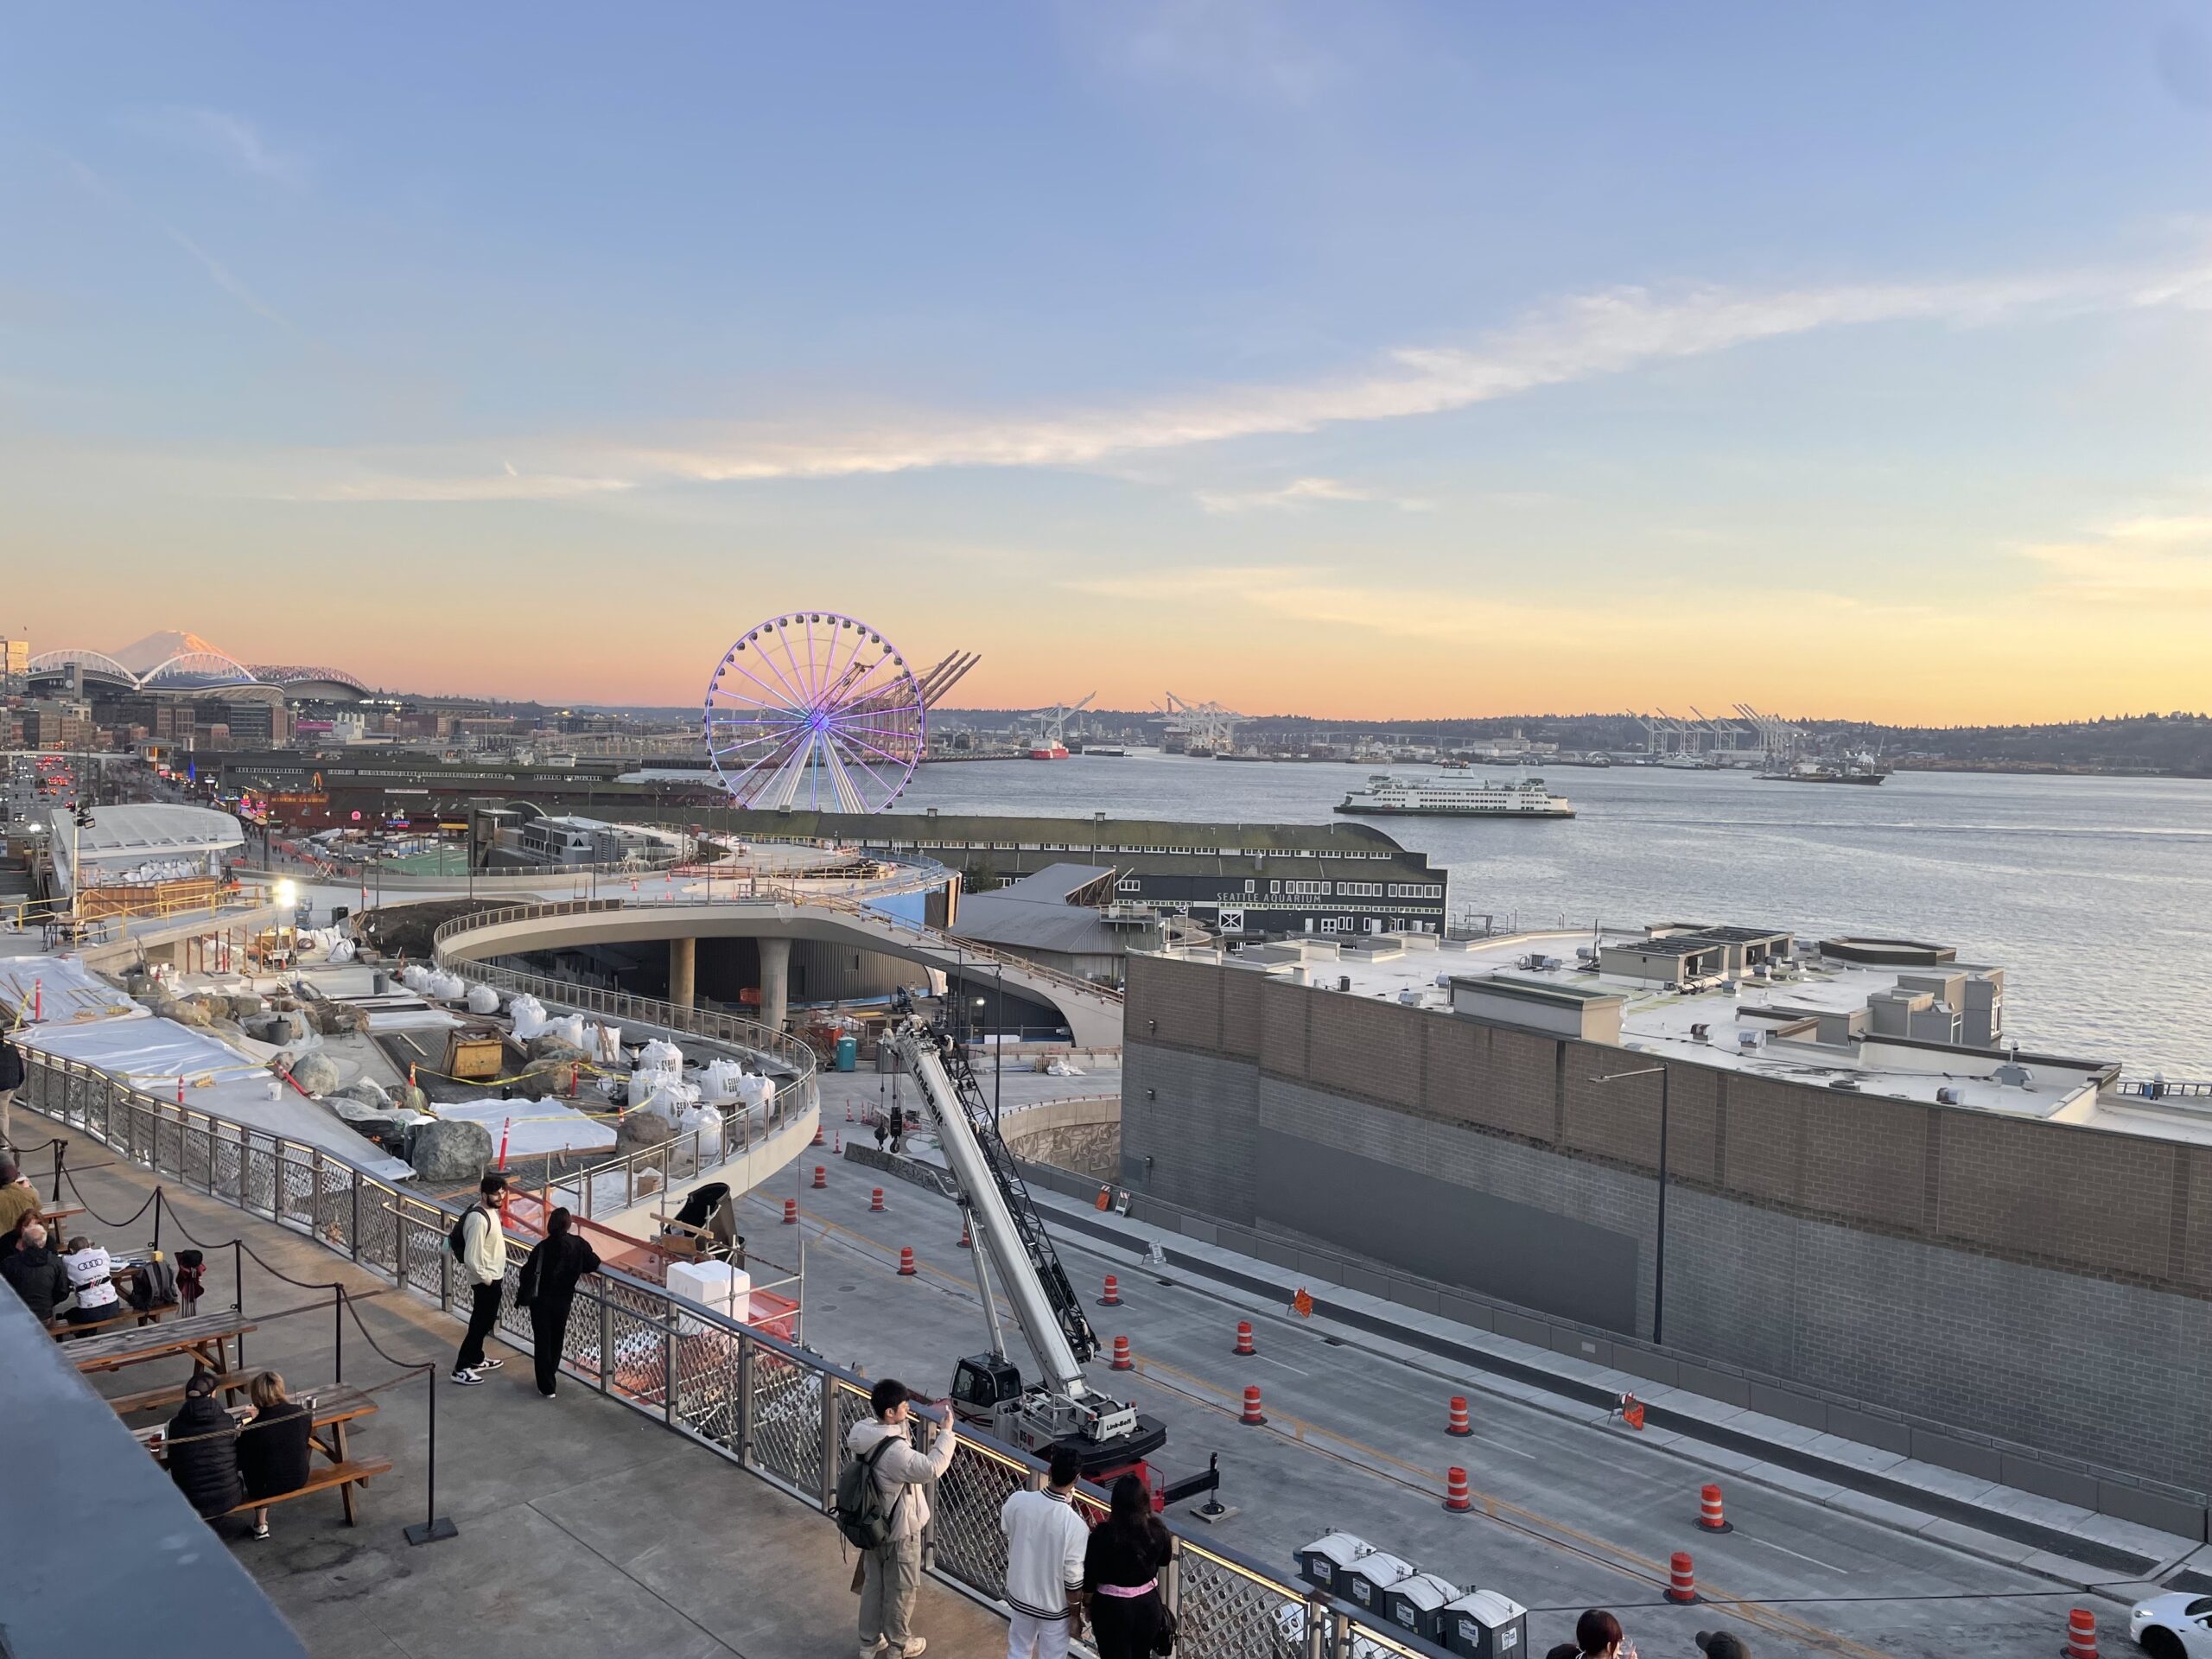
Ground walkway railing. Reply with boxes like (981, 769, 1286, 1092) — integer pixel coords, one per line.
(15, 1047, 1448, 1659)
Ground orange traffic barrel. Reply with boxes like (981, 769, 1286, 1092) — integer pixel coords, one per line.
(1665, 1553, 1696, 1604)
(897, 1247, 917, 1277)
(869, 1187, 885, 1213)
(812, 1165, 826, 1189)
(1110, 1335, 1134, 1371)
(957, 1217, 972, 1249)
(811, 1123, 823, 1147)
(1233, 1320, 1256, 1357)
(1698, 1484, 1732, 1533)
(1444, 1467, 1472, 1512)
(1101, 1274, 1122, 1306)
(781, 1198, 798, 1225)
(1240, 1385, 1266, 1425)
(1446, 1396, 1471, 1436)
(2065, 1609, 2098, 1659)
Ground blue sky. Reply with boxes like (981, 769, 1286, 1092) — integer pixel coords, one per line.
(3, 4, 2209, 716)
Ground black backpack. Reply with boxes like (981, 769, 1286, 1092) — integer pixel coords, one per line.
(831, 1433, 905, 1549)
(0, 1038, 22, 1092)
(447, 1208, 474, 1262)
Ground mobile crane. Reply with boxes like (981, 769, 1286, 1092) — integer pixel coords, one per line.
(881, 1011, 1171, 1482)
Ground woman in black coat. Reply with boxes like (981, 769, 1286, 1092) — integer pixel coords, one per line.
(1084, 1472, 1172, 1659)
(516, 1207, 600, 1398)
(238, 1370, 314, 1540)
(165, 1370, 245, 1520)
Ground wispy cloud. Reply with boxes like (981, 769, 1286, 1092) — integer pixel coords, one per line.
(52, 148, 294, 328)
(126, 107, 308, 186)
(2026, 512, 2212, 606)
(1195, 475, 1430, 514)
(273, 254, 2212, 502)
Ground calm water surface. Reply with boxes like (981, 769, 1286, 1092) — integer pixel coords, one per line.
(893, 753, 2212, 1077)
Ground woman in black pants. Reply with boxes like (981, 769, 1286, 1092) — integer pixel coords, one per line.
(515, 1207, 601, 1398)
(1084, 1472, 1171, 1658)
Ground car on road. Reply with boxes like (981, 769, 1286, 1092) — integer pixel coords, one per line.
(2132, 1592, 2212, 1656)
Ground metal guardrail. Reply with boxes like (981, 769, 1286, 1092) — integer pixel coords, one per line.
(16, 1046, 1447, 1659)
(2115, 1077, 2212, 1100)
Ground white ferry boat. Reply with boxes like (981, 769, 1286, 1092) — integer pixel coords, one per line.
(1335, 773, 1574, 818)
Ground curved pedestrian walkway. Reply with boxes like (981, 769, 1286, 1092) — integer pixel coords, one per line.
(38, 1118, 1003, 1659)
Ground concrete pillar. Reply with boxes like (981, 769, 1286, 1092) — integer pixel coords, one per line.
(758, 936, 791, 1031)
(668, 936, 696, 1010)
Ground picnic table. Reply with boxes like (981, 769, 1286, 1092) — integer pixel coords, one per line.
(132, 1383, 387, 1525)
(36, 1205, 84, 1235)
(67, 1310, 257, 1378)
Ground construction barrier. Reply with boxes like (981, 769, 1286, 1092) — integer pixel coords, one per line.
(897, 1247, 917, 1277)
(1110, 1335, 1133, 1371)
(1101, 1274, 1122, 1306)
(1698, 1484, 1732, 1533)
(1621, 1392, 1645, 1431)
(1233, 1320, 1256, 1357)
(1443, 1467, 1471, 1512)
(781, 1198, 798, 1225)
(811, 1124, 823, 1147)
(2065, 1609, 2098, 1659)
(1665, 1553, 1696, 1605)
(812, 1165, 826, 1189)
(1240, 1385, 1266, 1426)
(869, 1187, 885, 1213)
(1446, 1396, 1471, 1437)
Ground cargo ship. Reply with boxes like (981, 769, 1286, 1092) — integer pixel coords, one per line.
(1336, 774, 1574, 818)
(1758, 753, 1886, 785)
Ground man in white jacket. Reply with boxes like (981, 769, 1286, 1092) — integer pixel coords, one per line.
(1000, 1446, 1089, 1658)
(846, 1376, 957, 1658)
(451, 1173, 511, 1385)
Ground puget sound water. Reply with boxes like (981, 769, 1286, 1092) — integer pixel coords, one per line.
(891, 752, 2212, 1078)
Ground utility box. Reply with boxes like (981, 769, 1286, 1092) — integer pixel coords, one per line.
(665, 1260, 751, 1336)
(442, 1026, 506, 1082)
(1441, 1589, 1529, 1659)
(1339, 1549, 1417, 1621)
(1377, 1572, 1460, 1647)
(1294, 1533, 1372, 1597)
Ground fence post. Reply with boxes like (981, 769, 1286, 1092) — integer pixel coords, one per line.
(598, 1294, 613, 1395)
(440, 1239, 453, 1316)
(735, 1333, 754, 1466)
(663, 1312, 678, 1427)
(818, 1373, 842, 1511)
(350, 1174, 361, 1263)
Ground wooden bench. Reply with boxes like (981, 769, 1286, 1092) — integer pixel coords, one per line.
(224, 1458, 393, 1528)
(48, 1300, 175, 1339)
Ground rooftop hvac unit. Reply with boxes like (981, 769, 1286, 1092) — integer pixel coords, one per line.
(1542, 956, 1564, 971)
(1993, 1063, 2033, 1088)
(1338, 975, 1352, 993)
(1737, 1029, 1763, 1049)
(1936, 1086, 1962, 1105)
(1398, 988, 1421, 1006)
(1576, 944, 1600, 962)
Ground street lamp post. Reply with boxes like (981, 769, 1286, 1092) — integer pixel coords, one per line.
(1589, 1062, 1671, 1346)
(993, 961, 1004, 1128)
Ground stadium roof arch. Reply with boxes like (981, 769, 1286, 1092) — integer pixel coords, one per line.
(27, 632, 368, 699)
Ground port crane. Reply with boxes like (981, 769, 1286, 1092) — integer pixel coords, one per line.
(881, 1011, 1171, 1480)
(1023, 693, 1096, 753)
(1160, 693, 1243, 754)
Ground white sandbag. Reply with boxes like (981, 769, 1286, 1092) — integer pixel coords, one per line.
(639, 1039, 684, 1071)
(399, 964, 431, 993)
(327, 938, 356, 963)
(545, 1014, 587, 1051)
(734, 1072, 776, 1113)
(678, 1103, 723, 1160)
(465, 983, 500, 1014)
(1046, 1058, 1085, 1077)
(628, 1065, 683, 1108)
(700, 1058, 743, 1103)
(595, 1024, 620, 1056)
(507, 994, 550, 1038)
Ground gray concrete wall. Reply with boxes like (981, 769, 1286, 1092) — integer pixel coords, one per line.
(1122, 953, 2212, 1505)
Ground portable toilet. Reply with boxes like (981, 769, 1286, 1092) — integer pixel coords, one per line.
(1377, 1572, 1460, 1647)
(834, 1033, 858, 1072)
(1339, 1548, 1418, 1622)
(1441, 1588, 1529, 1659)
(1294, 1533, 1373, 1597)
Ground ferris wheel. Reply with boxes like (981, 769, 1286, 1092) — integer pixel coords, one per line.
(703, 613, 926, 813)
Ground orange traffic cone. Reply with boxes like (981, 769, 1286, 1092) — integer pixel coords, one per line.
(957, 1217, 972, 1249)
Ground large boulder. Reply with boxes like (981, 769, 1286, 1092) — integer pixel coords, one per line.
(397, 1084, 431, 1115)
(245, 1011, 307, 1046)
(406, 1118, 494, 1183)
(289, 1052, 342, 1097)
(305, 1000, 365, 1036)
(228, 993, 267, 1020)
(334, 1077, 391, 1110)
(327, 1095, 403, 1148)
(527, 1033, 588, 1064)
(614, 1108, 674, 1155)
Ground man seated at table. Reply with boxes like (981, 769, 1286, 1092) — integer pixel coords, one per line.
(59, 1234, 120, 1325)
(2, 1220, 69, 1322)
(165, 1369, 245, 1521)
(238, 1370, 313, 1541)
(0, 1160, 36, 1257)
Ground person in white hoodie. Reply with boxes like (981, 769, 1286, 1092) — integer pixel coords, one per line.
(451, 1173, 511, 1385)
(845, 1376, 957, 1659)
(1000, 1446, 1089, 1658)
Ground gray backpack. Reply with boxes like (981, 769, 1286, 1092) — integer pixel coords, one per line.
(832, 1434, 905, 1549)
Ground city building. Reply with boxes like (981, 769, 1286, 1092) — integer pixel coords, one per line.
(1121, 920, 2209, 1533)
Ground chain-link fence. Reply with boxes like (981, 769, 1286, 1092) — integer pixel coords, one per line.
(16, 1046, 1452, 1659)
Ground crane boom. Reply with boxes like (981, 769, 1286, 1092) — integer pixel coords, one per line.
(886, 1016, 1096, 1392)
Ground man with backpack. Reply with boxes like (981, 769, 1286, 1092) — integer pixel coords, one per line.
(839, 1376, 957, 1658)
(449, 1173, 510, 1385)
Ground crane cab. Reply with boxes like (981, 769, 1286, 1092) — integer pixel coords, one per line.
(948, 1354, 1169, 1481)
(950, 1354, 1023, 1421)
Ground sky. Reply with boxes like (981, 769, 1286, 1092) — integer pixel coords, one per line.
(3, 4, 2211, 722)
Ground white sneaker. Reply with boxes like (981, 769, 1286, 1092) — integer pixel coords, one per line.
(450, 1368, 482, 1386)
(899, 1642, 926, 1657)
(476, 1356, 504, 1371)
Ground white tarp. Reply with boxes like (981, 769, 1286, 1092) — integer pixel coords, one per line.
(0, 956, 147, 1028)
(429, 1096, 617, 1157)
